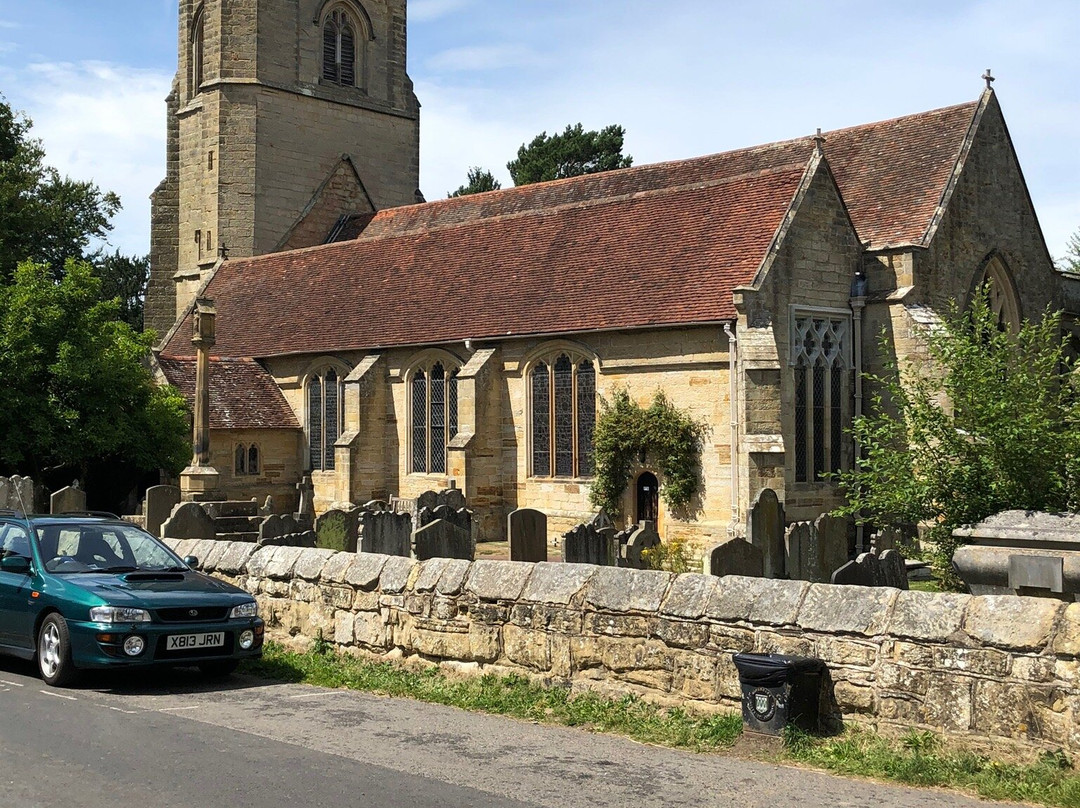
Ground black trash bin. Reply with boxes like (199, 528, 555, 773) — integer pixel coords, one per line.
(732, 653, 824, 735)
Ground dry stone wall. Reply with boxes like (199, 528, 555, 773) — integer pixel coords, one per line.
(166, 539, 1080, 756)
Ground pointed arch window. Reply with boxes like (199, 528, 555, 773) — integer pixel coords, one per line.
(234, 444, 261, 476)
(190, 5, 205, 98)
(530, 353, 596, 478)
(791, 313, 850, 482)
(322, 8, 358, 87)
(976, 256, 1021, 334)
(410, 360, 460, 474)
(307, 368, 344, 471)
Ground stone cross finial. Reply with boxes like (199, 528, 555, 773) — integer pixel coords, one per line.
(218, 242, 229, 260)
(982, 68, 995, 90)
(813, 127, 826, 154)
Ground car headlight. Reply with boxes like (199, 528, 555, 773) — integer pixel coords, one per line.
(90, 606, 151, 623)
(229, 601, 258, 619)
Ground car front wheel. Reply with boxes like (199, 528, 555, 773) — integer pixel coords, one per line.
(38, 614, 80, 687)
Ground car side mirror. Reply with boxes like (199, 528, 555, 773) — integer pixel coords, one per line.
(183, 555, 199, 568)
(1, 555, 31, 574)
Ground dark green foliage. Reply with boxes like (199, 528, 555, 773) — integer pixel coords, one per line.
(94, 250, 150, 330)
(0, 260, 190, 480)
(507, 123, 632, 186)
(834, 290, 1080, 587)
(448, 166, 501, 197)
(590, 389, 706, 515)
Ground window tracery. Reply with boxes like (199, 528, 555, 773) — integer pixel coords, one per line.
(307, 367, 345, 471)
(190, 5, 205, 98)
(322, 6, 359, 87)
(529, 352, 595, 478)
(791, 313, 850, 482)
(410, 360, 460, 474)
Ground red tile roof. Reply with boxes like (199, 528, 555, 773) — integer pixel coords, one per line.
(157, 357, 300, 430)
(161, 98, 980, 361)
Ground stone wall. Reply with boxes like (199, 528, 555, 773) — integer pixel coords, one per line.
(168, 538, 1080, 756)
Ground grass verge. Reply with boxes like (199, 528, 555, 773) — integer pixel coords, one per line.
(243, 641, 1080, 807)
(241, 641, 741, 752)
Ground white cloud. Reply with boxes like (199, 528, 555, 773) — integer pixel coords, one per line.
(3, 60, 172, 257)
(411, 0, 473, 24)
(0, 21, 19, 30)
(424, 44, 547, 73)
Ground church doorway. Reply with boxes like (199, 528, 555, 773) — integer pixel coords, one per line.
(636, 472, 659, 524)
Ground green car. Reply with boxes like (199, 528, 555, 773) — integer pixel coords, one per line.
(0, 511, 263, 686)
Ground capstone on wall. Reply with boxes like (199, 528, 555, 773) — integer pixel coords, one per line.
(169, 538, 1080, 758)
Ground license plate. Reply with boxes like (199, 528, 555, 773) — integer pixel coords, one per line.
(167, 632, 225, 651)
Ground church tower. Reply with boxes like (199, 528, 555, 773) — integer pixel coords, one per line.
(146, 0, 421, 339)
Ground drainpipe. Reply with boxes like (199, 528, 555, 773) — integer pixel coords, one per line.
(850, 270, 868, 553)
(723, 322, 740, 536)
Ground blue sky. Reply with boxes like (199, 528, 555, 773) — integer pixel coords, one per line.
(0, 0, 1077, 262)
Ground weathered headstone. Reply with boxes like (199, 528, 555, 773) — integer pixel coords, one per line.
(50, 482, 86, 514)
(296, 475, 315, 522)
(259, 514, 285, 542)
(359, 510, 412, 557)
(258, 496, 274, 517)
(591, 509, 615, 531)
(2, 475, 36, 512)
(814, 513, 849, 583)
(161, 502, 216, 540)
(508, 508, 547, 562)
(622, 521, 661, 570)
(562, 522, 616, 566)
(708, 536, 765, 577)
(415, 490, 439, 515)
(419, 504, 473, 535)
(315, 508, 359, 553)
(363, 500, 389, 513)
(879, 548, 909, 590)
(145, 485, 182, 538)
(442, 487, 466, 512)
(749, 488, 785, 578)
(412, 519, 474, 561)
(0, 478, 9, 510)
(785, 521, 812, 581)
(831, 558, 871, 586)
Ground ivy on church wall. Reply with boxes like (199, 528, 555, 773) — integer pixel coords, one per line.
(589, 389, 707, 516)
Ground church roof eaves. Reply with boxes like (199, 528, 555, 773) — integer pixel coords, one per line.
(157, 356, 301, 430)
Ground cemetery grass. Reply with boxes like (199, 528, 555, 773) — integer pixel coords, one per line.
(242, 641, 741, 751)
(244, 642, 1080, 807)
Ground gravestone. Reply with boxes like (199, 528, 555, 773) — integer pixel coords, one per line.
(259, 514, 285, 542)
(879, 548, 908, 590)
(359, 510, 412, 557)
(814, 513, 849, 583)
(562, 522, 616, 566)
(831, 558, 870, 586)
(785, 521, 812, 581)
(419, 504, 473, 535)
(296, 475, 315, 523)
(363, 500, 389, 512)
(259, 530, 317, 548)
(258, 496, 274, 517)
(508, 508, 547, 562)
(872, 527, 898, 552)
(415, 490, 439, 515)
(145, 485, 181, 538)
(315, 508, 359, 553)
(0, 475, 36, 512)
(51, 482, 86, 514)
(161, 502, 216, 540)
(622, 521, 661, 570)
(591, 509, 615, 531)
(749, 488, 785, 578)
(412, 519, 474, 561)
(442, 487, 466, 512)
(280, 513, 300, 535)
(708, 537, 765, 578)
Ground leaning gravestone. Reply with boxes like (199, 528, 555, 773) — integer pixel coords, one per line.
(360, 510, 412, 557)
(161, 502, 216, 540)
(814, 513, 849, 584)
(259, 514, 285, 543)
(413, 518, 474, 561)
(708, 536, 765, 578)
(563, 521, 616, 566)
(1, 475, 36, 512)
(51, 482, 86, 514)
(749, 488, 785, 578)
(508, 508, 547, 562)
(879, 548, 909, 590)
(785, 521, 812, 581)
(622, 521, 661, 570)
(145, 485, 182, 538)
(315, 508, 359, 553)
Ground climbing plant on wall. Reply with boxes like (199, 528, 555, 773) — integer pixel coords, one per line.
(589, 389, 707, 515)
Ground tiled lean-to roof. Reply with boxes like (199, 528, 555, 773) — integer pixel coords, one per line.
(161, 98, 981, 360)
(156, 357, 300, 430)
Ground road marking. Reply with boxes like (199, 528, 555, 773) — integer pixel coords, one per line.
(40, 690, 77, 700)
(101, 705, 141, 715)
(156, 705, 200, 712)
(0, 679, 24, 687)
(287, 691, 337, 699)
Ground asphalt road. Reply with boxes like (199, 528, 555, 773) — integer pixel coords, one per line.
(0, 658, 1026, 808)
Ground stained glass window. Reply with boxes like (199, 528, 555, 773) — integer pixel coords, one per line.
(812, 364, 826, 480)
(234, 444, 246, 476)
(308, 376, 322, 470)
(448, 369, 459, 440)
(411, 370, 427, 473)
(324, 370, 338, 471)
(794, 367, 807, 482)
(430, 364, 446, 474)
(410, 359, 461, 475)
(530, 353, 596, 478)
(248, 445, 260, 475)
(307, 369, 345, 472)
(792, 314, 850, 482)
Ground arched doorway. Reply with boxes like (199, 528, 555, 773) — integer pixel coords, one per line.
(636, 472, 659, 523)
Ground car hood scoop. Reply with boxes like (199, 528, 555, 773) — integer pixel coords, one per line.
(121, 572, 186, 583)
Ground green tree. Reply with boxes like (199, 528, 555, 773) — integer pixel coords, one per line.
(0, 260, 190, 481)
(507, 123, 633, 186)
(95, 250, 150, 331)
(1059, 228, 1080, 275)
(0, 96, 121, 281)
(448, 167, 501, 197)
(834, 292, 1080, 587)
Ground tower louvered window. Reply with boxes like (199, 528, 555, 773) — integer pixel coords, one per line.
(322, 9, 357, 87)
(791, 314, 850, 482)
(190, 5, 205, 97)
(410, 361, 460, 474)
(530, 353, 596, 478)
(308, 368, 344, 471)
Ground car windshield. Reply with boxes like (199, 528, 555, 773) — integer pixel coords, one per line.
(34, 523, 187, 574)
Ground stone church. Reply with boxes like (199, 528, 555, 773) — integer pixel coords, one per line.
(147, 0, 1078, 551)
